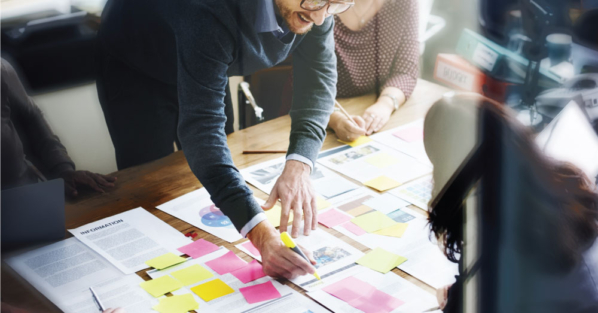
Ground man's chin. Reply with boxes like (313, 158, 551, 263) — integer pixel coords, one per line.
(289, 24, 313, 35)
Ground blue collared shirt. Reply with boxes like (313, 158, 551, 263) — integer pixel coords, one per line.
(254, 0, 290, 39)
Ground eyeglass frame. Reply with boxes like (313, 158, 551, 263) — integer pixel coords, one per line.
(299, 0, 356, 14)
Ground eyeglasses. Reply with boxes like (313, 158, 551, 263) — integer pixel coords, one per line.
(300, 0, 355, 15)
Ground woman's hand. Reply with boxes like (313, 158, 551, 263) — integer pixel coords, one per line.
(329, 111, 367, 142)
(361, 100, 394, 135)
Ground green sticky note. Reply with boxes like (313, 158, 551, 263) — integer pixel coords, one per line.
(140, 275, 183, 298)
(171, 264, 214, 286)
(351, 211, 397, 233)
(145, 253, 187, 270)
(152, 294, 199, 313)
(356, 247, 407, 273)
(191, 279, 235, 302)
(365, 153, 400, 169)
(373, 223, 409, 238)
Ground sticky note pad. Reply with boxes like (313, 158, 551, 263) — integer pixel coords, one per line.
(177, 239, 220, 259)
(231, 260, 267, 283)
(264, 203, 293, 228)
(316, 196, 331, 210)
(351, 211, 397, 233)
(152, 294, 199, 313)
(364, 176, 401, 192)
(171, 264, 214, 286)
(323, 276, 375, 302)
(140, 275, 183, 298)
(205, 250, 247, 275)
(241, 241, 261, 257)
(363, 194, 409, 215)
(191, 279, 234, 302)
(346, 204, 374, 217)
(338, 136, 372, 147)
(239, 281, 281, 304)
(348, 289, 405, 312)
(318, 209, 352, 228)
(393, 126, 424, 143)
(365, 153, 400, 169)
(356, 247, 407, 273)
(340, 222, 367, 236)
(373, 223, 409, 238)
(145, 253, 187, 270)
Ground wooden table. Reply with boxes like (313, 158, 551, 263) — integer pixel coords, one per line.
(1, 79, 450, 312)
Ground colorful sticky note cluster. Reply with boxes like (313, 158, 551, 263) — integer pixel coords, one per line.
(340, 221, 367, 236)
(356, 247, 407, 273)
(191, 279, 234, 302)
(350, 211, 397, 233)
(171, 264, 214, 286)
(239, 281, 282, 304)
(145, 253, 187, 270)
(231, 260, 267, 284)
(264, 203, 293, 228)
(241, 241, 261, 257)
(338, 136, 373, 147)
(365, 153, 401, 169)
(318, 209, 352, 228)
(373, 223, 409, 238)
(316, 196, 332, 210)
(205, 250, 247, 275)
(324, 276, 405, 313)
(393, 126, 424, 143)
(140, 275, 183, 298)
(152, 294, 199, 313)
(364, 176, 401, 192)
(177, 239, 220, 259)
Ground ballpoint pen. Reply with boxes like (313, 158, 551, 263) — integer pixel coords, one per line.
(90, 287, 105, 312)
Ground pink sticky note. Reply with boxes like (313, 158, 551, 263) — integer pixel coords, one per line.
(323, 277, 376, 303)
(242, 241, 261, 257)
(318, 209, 353, 228)
(349, 289, 405, 313)
(231, 260, 267, 283)
(205, 251, 247, 275)
(341, 222, 367, 236)
(239, 281, 281, 304)
(177, 239, 220, 259)
(392, 126, 424, 143)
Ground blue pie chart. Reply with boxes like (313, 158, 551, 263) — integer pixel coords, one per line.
(199, 205, 234, 228)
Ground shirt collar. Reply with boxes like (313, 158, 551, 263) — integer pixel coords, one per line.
(254, 0, 285, 34)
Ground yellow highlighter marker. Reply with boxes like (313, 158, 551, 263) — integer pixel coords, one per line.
(280, 232, 321, 280)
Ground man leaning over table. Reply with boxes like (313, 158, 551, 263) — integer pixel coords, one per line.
(97, 0, 354, 279)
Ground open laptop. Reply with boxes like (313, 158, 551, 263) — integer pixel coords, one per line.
(1, 179, 65, 251)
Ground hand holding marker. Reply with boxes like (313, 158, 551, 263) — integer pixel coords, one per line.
(280, 231, 321, 280)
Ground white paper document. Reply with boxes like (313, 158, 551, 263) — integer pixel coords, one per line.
(241, 157, 359, 199)
(370, 119, 432, 166)
(69, 207, 192, 274)
(389, 175, 434, 210)
(156, 188, 247, 243)
(4, 238, 157, 313)
(317, 142, 432, 185)
(307, 266, 438, 312)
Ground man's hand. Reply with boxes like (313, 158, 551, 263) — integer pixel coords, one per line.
(60, 170, 117, 197)
(247, 220, 316, 279)
(262, 160, 317, 237)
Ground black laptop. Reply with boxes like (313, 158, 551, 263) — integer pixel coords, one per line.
(1, 179, 66, 251)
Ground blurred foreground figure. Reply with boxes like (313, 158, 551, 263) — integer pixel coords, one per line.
(424, 93, 598, 313)
(1, 59, 116, 197)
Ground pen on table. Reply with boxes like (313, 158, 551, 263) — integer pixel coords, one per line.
(242, 150, 287, 154)
(280, 231, 321, 280)
(334, 100, 360, 129)
(90, 287, 105, 312)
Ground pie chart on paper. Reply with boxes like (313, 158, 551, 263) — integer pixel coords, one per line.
(200, 205, 235, 228)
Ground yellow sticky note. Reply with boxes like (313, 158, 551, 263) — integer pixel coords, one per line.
(351, 211, 397, 233)
(373, 223, 409, 238)
(145, 253, 187, 270)
(171, 264, 214, 286)
(264, 203, 293, 228)
(356, 247, 407, 273)
(140, 275, 183, 298)
(191, 279, 234, 302)
(346, 204, 374, 217)
(338, 136, 372, 147)
(365, 153, 400, 169)
(152, 294, 199, 313)
(364, 176, 401, 192)
(316, 196, 331, 210)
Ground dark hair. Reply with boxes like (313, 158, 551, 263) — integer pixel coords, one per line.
(428, 95, 598, 267)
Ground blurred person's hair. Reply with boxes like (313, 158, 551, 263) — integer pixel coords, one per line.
(427, 94, 598, 269)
